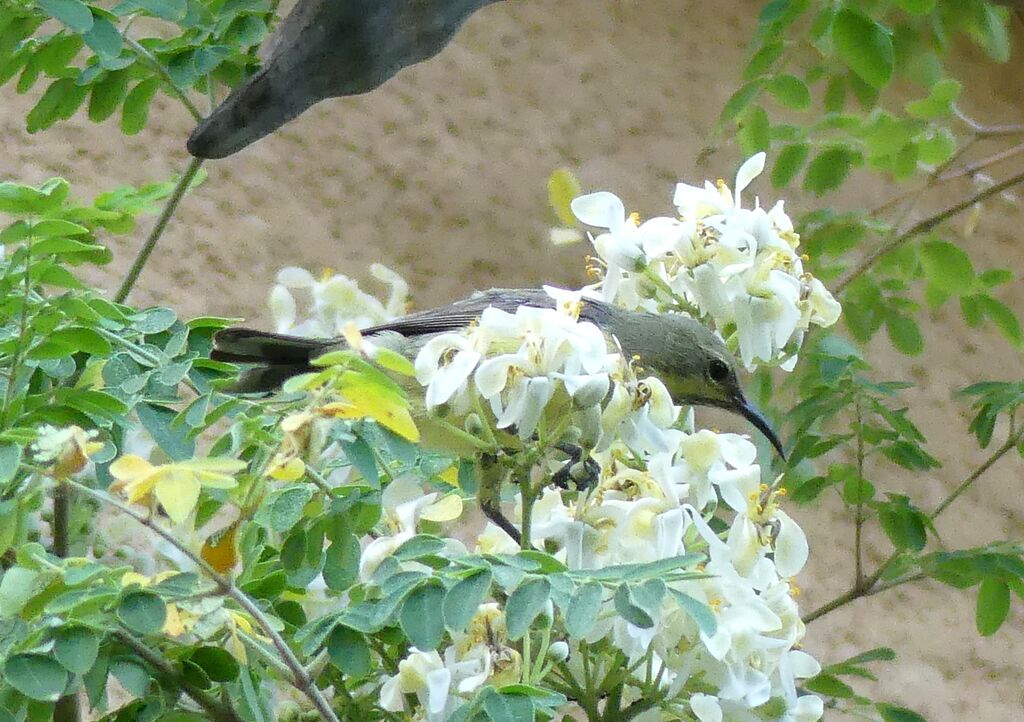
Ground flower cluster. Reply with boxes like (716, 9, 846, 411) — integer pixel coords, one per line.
(268, 263, 408, 335)
(572, 153, 841, 370)
(365, 291, 823, 720)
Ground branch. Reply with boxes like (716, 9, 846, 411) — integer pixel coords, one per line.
(937, 141, 1024, 182)
(953, 106, 1024, 139)
(836, 167, 1024, 293)
(114, 630, 244, 722)
(802, 430, 1022, 624)
(63, 479, 341, 722)
(115, 157, 204, 303)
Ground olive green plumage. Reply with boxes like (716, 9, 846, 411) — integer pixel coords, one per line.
(211, 288, 784, 456)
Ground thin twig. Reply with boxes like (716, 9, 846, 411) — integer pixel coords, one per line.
(802, 431, 1023, 624)
(114, 630, 244, 722)
(1, 228, 34, 428)
(937, 141, 1024, 182)
(953, 106, 1024, 138)
(115, 157, 204, 303)
(62, 479, 342, 722)
(853, 400, 865, 587)
(932, 429, 1024, 519)
(123, 35, 203, 122)
(836, 166, 1024, 293)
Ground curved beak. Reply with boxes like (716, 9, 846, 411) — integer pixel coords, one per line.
(734, 396, 786, 460)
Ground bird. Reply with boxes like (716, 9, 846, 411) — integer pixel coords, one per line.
(187, 0, 504, 159)
(210, 288, 785, 458)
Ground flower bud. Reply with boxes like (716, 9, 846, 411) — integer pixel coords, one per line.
(547, 640, 570, 662)
(464, 413, 485, 437)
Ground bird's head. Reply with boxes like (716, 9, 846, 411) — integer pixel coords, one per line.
(620, 312, 786, 459)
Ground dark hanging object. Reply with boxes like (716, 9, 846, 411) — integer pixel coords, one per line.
(187, 0, 503, 159)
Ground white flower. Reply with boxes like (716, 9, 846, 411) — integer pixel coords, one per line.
(379, 648, 454, 719)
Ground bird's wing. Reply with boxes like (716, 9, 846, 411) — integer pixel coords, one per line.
(360, 288, 556, 337)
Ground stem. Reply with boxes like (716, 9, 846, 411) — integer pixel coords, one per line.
(836, 167, 1024, 293)
(114, 630, 243, 722)
(803, 430, 1023, 624)
(953, 107, 1024, 138)
(853, 400, 865, 587)
(115, 157, 204, 303)
(937, 141, 1024, 182)
(123, 35, 203, 122)
(62, 479, 341, 722)
(932, 429, 1024, 519)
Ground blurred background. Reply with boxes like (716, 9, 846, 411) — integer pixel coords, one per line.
(3, 0, 1023, 717)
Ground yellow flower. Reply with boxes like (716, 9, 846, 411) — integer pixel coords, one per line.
(109, 455, 244, 524)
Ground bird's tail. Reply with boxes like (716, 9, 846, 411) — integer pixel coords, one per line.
(211, 328, 329, 393)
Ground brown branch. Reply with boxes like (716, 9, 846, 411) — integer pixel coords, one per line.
(114, 630, 243, 722)
(64, 480, 341, 722)
(836, 166, 1024, 293)
(802, 430, 1022, 624)
(937, 141, 1024, 182)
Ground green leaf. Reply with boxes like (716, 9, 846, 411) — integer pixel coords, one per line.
(916, 127, 956, 166)
(771, 142, 809, 188)
(443, 569, 492, 633)
(737, 105, 770, 155)
(719, 80, 762, 124)
(505, 577, 551, 640)
(669, 589, 718, 637)
(905, 78, 961, 119)
(803, 147, 856, 195)
(897, 0, 935, 14)
(547, 168, 582, 227)
(400, 582, 446, 650)
(26, 78, 77, 133)
(744, 41, 783, 80)
(824, 74, 846, 112)
(972, 4, 1010, 63)
(979, 268, 1013, 288)
(110, 659, 149, 697)
(54, 626, 99, 674)
(564, 581, 603, 638)
(832, 9, 894, 89)
(976, 577, 1010, 636)
(885, 313, 923, 355)
(121, 78, 160, 135)
(190, 646, 239, 683)
(843, 647, 896, 665)
(135, 0, 188, 21)
(131, 307, 177, 334)
(393, 534, 446, 561)
(3, 654, 69, 701)
(322, 532, 360, 592)
(977, 295, 1023, 345)
(327, 625, 371, 678)
(919, 240, 974, 294)
(877, 703, 927, 722)
(0, 567, 39, 617)
(255, 485, 314, 533)
(117, 590, 167, 635)
(83, 16, 123, 59)
(137, 403, 195, 460)
(483, 690, 535, 722)
(804, 673, 854, 698)
(0, 443, 22, 486)
(767, 74, 810, 110)
(88, 69, 129, 122)
(37, 0, 94, 33)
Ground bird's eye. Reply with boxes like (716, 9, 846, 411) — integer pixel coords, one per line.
(708, 359, 730, 384)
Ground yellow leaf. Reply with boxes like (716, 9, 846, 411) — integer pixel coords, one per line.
(269, 457, 305, 481)
(421, 492, 463, 522)
(437, 464, 460, 487)
(109, 454, 155, 483)
(162, 603, 186, 636)
(321, 383, 420, 442)
(201, 523, 239, 574)
(155, 468, 200, 525)
(548, 167, 583, 227)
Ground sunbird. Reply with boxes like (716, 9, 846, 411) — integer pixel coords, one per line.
(188, 0, 503, 159)
(211, 288, 785, 458)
